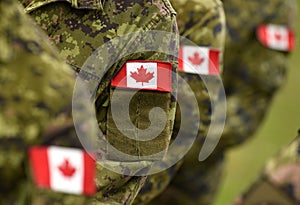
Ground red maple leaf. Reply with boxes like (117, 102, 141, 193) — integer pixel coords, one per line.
(58, 159, 76, 178)
(188, 52, 205, 66)
(130, 65, 155, 86)
(275, 33, 282, 41)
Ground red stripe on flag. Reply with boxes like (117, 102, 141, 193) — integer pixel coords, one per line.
(288, 30, 296, 51)
(29, 147, 50, 188)
(111, 65, 127, 88)
(178, 46, 184, 71)
(157, 62, 172, 91)
(257, 25, 268, 47)
(208, 50, 220, 75)
(83, 152, 96, 195)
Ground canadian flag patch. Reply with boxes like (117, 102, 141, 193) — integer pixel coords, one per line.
(257, 24, 295, 51)
(111, 61, 172, 92)
(29, 146, 96, 195)
(178, 46, 220, 75)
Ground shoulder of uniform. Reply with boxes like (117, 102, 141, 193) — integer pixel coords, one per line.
(22, 0, 103, 13)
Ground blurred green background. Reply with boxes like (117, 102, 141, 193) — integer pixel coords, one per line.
(214, 4, 300, 205)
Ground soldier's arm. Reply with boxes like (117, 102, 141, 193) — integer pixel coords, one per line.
(20, 0, 179, 204)
(0, 1, 76, 204)
(217, 0, 296, 150)
(135, 1, 227, 204)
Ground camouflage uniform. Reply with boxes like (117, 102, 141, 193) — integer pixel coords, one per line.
(219, 0, 297, 150)
(194, 0, 296, 202)
(234, 131, 300, 205)
(138, 0, 296, 204)
(219, 0, 297, 202)
(15, 0, 179, 204)
(19, 0, 178, 157)
(134, 0, 226, 204)
(0, 0, 81, 204)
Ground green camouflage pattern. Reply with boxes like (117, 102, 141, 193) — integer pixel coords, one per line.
(13, 0, 179, 204)
(1, 0, 179, 205)
(0, 0, 77, 204)
(218, 0, 297, 150)
(21, 0, 179, 161)
(138, 0, 296, 204)
(188, 0, 296, 204)
(141, 153, 225, 205)
(210, 0, 296, 204)
(234, 131, 300, 205)
(176, 0, 225, 140)
(135, 0, 226, 204)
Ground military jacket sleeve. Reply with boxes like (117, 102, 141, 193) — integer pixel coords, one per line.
(0, 0, 76, 204)
(18, 0, 179, 204)
(218, 0, 297, 150)
(134, 1, 227, 204)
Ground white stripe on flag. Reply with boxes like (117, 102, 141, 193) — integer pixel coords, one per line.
(182, 46, 209, 75)
(268, 25, 289, 51)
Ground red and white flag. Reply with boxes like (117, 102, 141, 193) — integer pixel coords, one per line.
(111, 60, 172, 92)
(29, 146, 96, 195)
(178, 46, 220, 75)
(257, 24, 295, 51)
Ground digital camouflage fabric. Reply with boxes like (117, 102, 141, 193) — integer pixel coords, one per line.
(218, 0, 297, 150)
(197, 0, 295, 204)
(234, 131, 300, 205)
(20, 0, 178, 161)
(138, 0, 296, 204)
(135, 0, 226, 204)
(177, 0, 296, 204)
(16, 0, 179, 204)
(0, 0, 79, 204)
(214, 0, 296, 201)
